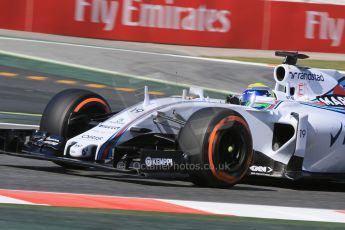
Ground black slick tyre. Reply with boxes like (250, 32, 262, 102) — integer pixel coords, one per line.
(178, 108, 253, 188)
(40, 88, 111, 169)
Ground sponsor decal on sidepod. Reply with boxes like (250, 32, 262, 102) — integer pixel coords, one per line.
(145, 157, 173, 167)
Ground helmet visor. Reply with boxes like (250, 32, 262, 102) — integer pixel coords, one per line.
(242, 89, 269, 103)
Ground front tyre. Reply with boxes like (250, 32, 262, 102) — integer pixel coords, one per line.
(40, 89, 111, 168)
(40, 88, 111, 139)
(178, 108, 253, 188)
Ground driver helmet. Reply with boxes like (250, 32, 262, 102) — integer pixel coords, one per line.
(241, 83, 271, 105)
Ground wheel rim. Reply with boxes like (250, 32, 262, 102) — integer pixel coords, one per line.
(207, 115, 252, 184)
(214, 128, 247, 173)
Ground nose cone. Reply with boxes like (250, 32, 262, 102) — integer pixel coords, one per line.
(69, 143, 96, 158)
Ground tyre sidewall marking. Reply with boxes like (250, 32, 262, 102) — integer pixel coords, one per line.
(73, 98, 109, 113)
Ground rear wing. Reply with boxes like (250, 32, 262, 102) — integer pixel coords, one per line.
(275, 51, 309, 65)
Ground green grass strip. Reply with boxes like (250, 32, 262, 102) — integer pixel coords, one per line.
(0, 204, 344, 230)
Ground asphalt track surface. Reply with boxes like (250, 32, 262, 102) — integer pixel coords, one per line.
(0, 36, 344, 219)
(0, 65, 140, 114)
(0, 35, 274, 93)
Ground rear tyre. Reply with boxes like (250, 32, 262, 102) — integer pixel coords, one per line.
(178, 108, 253, 188)
(40, 89, 111, 169)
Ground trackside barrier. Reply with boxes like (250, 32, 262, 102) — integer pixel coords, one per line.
(0, 0, 344, 53)
(268, 1, 345, 53)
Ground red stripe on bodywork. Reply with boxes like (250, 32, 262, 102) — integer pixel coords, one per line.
(0, 189, 210, 215)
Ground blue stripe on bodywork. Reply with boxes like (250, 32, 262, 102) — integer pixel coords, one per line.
(300, 102, 345, 114)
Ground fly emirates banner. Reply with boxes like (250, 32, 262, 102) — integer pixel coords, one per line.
(0, 0, 264, 48)
(1, 0, 345, 52)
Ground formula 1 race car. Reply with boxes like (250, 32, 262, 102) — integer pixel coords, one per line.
(1, 51, 345, 188)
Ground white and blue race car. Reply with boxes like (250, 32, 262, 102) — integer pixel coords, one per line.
(1, 51, 345, 188)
